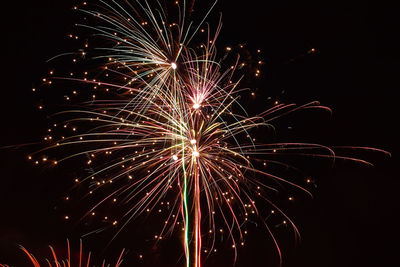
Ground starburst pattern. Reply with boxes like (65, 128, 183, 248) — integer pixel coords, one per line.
(28, 1, 389, 266)
(19, 240, 124, 267)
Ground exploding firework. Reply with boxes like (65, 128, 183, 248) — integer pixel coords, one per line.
(5, 240, 124, 267)
(28, 1, 389, 266)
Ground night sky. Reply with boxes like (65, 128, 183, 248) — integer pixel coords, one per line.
(1, 0, 398, 266)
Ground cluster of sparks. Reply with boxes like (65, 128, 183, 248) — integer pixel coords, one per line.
(18, 0, 389, 266)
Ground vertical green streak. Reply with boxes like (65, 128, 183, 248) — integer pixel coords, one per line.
(182, 141, 190, 267)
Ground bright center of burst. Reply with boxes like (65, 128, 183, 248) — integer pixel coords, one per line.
(190, 139, 197, 145)
(172, 155, 178, 161)
(171, 62, 177, 70)
(192, 150, 200, 157)
(193, 103, 200, 109)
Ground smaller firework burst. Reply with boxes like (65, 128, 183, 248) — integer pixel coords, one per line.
(19, 240, 124, 267)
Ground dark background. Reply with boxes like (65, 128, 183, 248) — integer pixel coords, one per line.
(1, 0, 398, 266)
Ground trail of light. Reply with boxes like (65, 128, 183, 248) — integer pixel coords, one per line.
(194, 158, 202, 267)
(182, 141, 190, 267)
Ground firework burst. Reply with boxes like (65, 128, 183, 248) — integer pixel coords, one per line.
(28, 1, 389, 266)
(18, 240, 124, 267)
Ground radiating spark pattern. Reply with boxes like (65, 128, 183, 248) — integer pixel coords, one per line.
(28, 1, 390, 266)
(19, 240, 124, 267)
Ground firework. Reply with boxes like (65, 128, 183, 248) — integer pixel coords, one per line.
(15, 240, 124, 267)
(29, 1, 389, 266)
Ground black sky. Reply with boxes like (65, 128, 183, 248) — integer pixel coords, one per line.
(1, 0, 398, 266)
